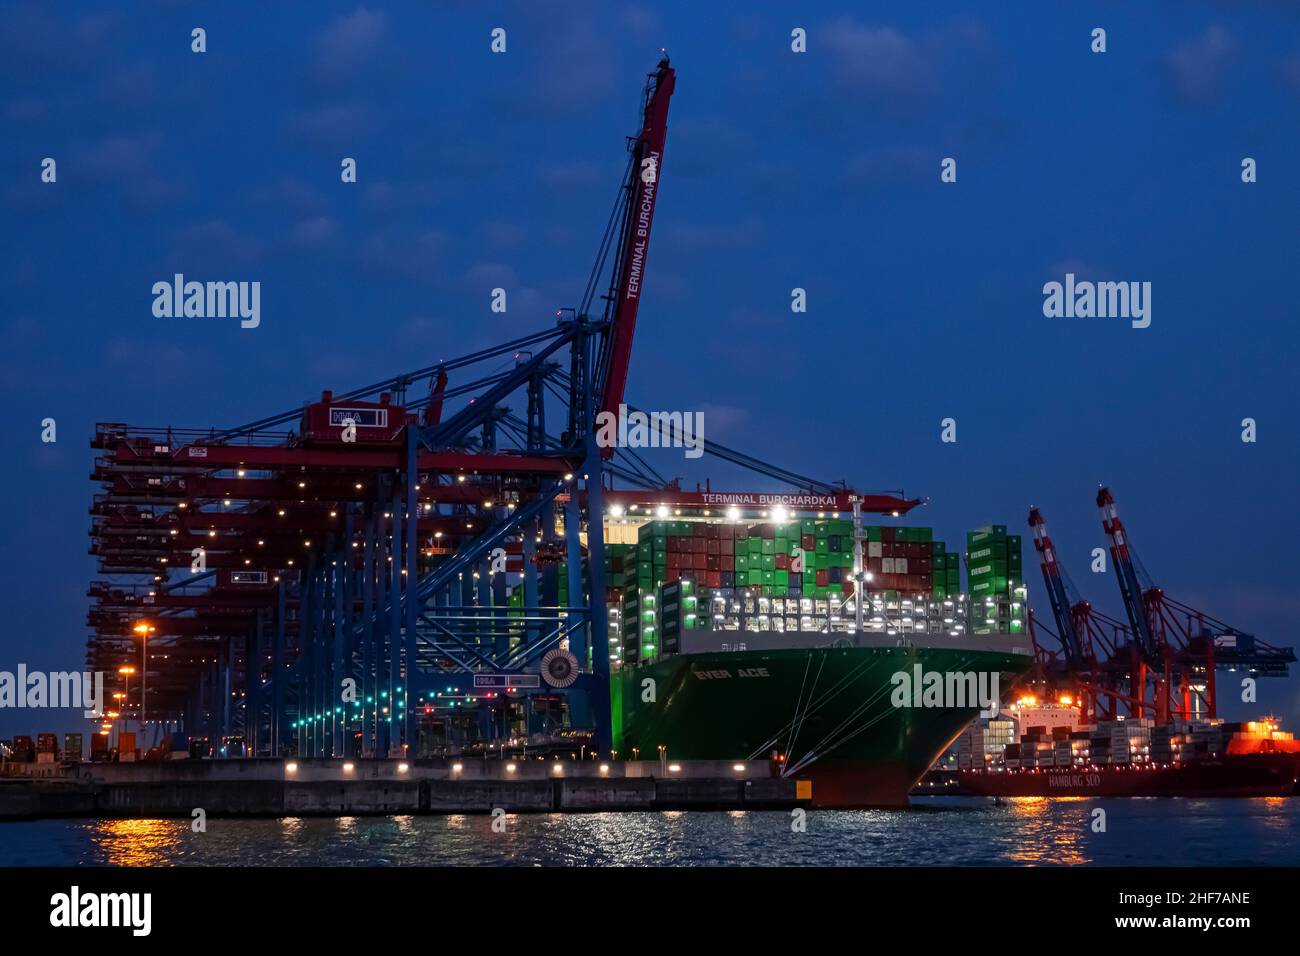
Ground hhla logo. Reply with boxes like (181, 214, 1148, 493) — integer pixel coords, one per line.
(889, 665, 1001, 717)
(594, 404, 704, 459)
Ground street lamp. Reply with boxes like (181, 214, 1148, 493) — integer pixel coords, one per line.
(117, 666, 135, 732)
(132, 623, 155, 740)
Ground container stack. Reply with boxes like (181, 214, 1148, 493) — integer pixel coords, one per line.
(955, 716, 1017, 769)
(619, 587, 657, 665)
(659, 579, 701, 656)
(1086, 718, 1154, 765)
(966, 525, 1027, 636)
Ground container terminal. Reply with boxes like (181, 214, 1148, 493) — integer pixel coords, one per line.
(2, 61, 1295, 816)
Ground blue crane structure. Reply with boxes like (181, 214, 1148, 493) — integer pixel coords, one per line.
(85, 61, 921, 761)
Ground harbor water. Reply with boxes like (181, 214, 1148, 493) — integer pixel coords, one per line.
(2, 797, 1297, 867)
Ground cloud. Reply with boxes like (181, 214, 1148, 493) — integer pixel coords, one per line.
(103, 340, 191, 384)
(464, 262, 516, 288)
(312, 8, 388, 85)
(1280, 52, 1300, 100)
(363, 179, 439, 212)
(697, 403, 750, 439)
(166, 220, 266, 271)
(480, 221, 527, 248)
(73, 133, 180, 208)
(539, 162, 604, 192)
(1165, 26, 1237, 105)
(254, 177, 329, 216)
(288, 102, 381, 147)
(622, 5, 661, 39)
(1046, 259, 1106, 283)
(822, 23, 933, 101)
(844, 145, 932, 186)
(663, 220, 763, 250)
(819, 17, 995, 114)
(289, 216, 339, 249)
(359, 227, 448, 280)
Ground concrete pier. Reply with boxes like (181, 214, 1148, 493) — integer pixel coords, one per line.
(0, 758, 806, 820)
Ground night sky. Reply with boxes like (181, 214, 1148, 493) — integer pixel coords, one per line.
(2, 1, 1299, 738)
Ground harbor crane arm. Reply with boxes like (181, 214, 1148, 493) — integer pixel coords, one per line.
(1027, 507, 1085, 667)
(1096, 486, 1160, 659)
(595, 58, 676, 440)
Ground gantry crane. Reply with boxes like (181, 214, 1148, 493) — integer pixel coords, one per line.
(85, 60, 921, 761)
(1020, 490, 1295, 724)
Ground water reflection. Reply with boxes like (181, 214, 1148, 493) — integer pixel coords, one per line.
(86, 818, 185, 867)
(1002, 797, 1091, 866)
(6, 798, 1296, 866)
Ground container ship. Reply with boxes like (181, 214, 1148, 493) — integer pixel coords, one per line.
(938, 696, 1300, 798)
(597, 518, 1035, 807)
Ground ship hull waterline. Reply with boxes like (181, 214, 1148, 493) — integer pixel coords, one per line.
(954, 754, 1300, 798)
(613, 644, 1032, 809)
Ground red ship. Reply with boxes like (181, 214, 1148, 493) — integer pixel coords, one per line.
(940, 496, 1300, 801)
(956, 752, 1300, 798)
(945, 696, 1300, 798)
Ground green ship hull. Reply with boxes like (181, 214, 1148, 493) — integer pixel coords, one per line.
(613, 639, 1033, 807)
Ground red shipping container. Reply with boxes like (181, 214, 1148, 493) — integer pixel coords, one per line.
(720, 555, 734, 572)
(704, 523, 719, 539)
(693, 523, 707, 537)
(735, 524, 749, 540)
(706, 539, 720, 555)
(705, 571, 721, 588)
(775, 553, 789, 571)
(719, 523, 735, 540)
(802, 534, 815, 550)
(693, 538, 707, 553)
(881, 527, 895, 542)
(706, 555, 720, 571)
(666, 555, 681, 572)
(815, 569, 830, 587)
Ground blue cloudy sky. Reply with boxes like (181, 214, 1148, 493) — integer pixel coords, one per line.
(2, 0, 1299, 735)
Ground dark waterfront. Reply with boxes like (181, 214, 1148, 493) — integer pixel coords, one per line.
(2, 797, 1298, 867)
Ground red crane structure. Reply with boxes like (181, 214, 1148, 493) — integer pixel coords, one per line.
(1023, 489, 1294, 723)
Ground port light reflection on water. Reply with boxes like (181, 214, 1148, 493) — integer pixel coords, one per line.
(5, 799, 1295, 867)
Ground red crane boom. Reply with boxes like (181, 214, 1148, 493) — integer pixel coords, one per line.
(598, 58, 676, 437)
